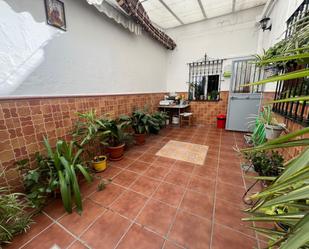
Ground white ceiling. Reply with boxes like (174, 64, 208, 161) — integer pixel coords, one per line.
(141, 0, 267, 29)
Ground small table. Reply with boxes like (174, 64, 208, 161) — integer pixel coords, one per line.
(158, 104, 190, 126)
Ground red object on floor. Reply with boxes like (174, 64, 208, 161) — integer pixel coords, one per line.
(217, 114, 226, 129)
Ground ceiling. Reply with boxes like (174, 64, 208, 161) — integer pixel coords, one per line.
(141, 0, 267, 29)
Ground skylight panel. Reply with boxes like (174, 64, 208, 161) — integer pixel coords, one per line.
(202, 0, 232, 18)
(235, 0, 267, 11)
(142, 0, 180, 28)
(163, 0, 205, 24)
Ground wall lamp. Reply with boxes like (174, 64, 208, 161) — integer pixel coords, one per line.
(260, 17, 272, 31)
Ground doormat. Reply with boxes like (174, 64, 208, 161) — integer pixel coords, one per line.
(156, 140, 208, 165)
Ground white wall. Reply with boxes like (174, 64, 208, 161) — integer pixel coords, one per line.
(256, 0, 303, 91)
(257, 0, 304, 53)
(2, 0, 169, 96)
(165, 6, 264, 92)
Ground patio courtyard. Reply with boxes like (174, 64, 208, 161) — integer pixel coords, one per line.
(6, 127, 261, 249)
(1, 0, 308, 248)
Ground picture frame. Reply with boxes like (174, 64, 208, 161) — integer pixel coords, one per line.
(44, 0, 66, 31)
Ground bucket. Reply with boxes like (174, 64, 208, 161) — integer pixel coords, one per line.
(217, 114, 226, 129)
(172, 116, 179, 124)
(92, 156, 107, 172)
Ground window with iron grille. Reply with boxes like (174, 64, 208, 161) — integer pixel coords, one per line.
(272, 0, 309, 126)
(187, 55, 223, 101)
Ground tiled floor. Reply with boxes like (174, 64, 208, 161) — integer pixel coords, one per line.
(6, 126, 264, 249)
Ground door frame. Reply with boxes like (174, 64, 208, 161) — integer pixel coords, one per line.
(226, 57, 264, 131)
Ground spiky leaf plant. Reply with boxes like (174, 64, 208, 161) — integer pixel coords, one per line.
(240, 15, 309, 248)
(0, 183, 32, 244)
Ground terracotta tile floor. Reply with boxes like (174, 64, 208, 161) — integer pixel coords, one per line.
(7, 126, 263, 249)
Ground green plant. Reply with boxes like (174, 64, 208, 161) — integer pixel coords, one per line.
(73, 109, 110, 147)
(248, 106, 279, 146)
(130, 108, 157, 134)
(43, 137, 92, 214)
(18, 154, 58, 210)
(100, 115, 133, 147)
(259, 105, 281, 126)
(149, 111, 168, 134)
(210, 90, 218, 100)
(251, 117, 266, 146)
(241, 131, 309, 249)
(239, 20, 309, 246)
(0, 172, 32, 244)
(152, 111, 168, 128)
(97, 178, 112, 192)
(244, 150, 284, 177)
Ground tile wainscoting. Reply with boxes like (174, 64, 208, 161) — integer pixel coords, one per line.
(0, 92, 229, 190)
(0, 93, 165, 190)
(3, 91, 303, 190)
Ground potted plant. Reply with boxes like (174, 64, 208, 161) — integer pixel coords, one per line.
(150, 111, 168, 134)
(100, 116, 133, 161)
(244, 150, 284, 186)
(73, 110, 111, 172)
(210, 90, 219, 100)
(19, 137, 93, 214)
(130, 109, 154, 145)
(260, 106, 285, 140)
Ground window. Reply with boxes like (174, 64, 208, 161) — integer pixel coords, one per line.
(188, 57, 223, 101)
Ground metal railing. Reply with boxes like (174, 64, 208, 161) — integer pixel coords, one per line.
(187, 55, 223, 101)
(272, 0, 309, 126)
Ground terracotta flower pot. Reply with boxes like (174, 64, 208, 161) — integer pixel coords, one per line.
(134, 133, 146, 145)
(107, 144, 125, 161)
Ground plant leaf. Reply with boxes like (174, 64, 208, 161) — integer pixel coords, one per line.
(241, 68, 309, 87)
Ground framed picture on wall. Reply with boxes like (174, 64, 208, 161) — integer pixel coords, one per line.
(44, 0, 66, 31)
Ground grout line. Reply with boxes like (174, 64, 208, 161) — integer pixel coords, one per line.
(209, 128, 222, 248)
(112, 157, 178, 249)
(96, 177, 214, 223)
(43, 211, 93, 249)
(75, 145, 154, 244)
(18, 214, 56, 249)
(14, 127, 228, 249)
(161, 129, 210, 249)
(235, 132, 262, 249)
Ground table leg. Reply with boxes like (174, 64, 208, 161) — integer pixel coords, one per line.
(178, 108, 181, 127)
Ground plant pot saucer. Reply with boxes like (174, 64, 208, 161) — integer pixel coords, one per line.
(108, 155, 124, 161)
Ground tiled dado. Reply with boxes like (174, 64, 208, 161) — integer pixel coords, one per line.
(0, 93, 165, 190)
(262, 92, 308, 160)
(189, 91, 229, 125)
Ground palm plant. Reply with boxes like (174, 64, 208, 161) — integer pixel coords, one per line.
(241, 131, 309, 249)
(239, 16, 309, 248)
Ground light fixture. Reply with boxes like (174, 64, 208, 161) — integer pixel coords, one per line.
(260, 17, 272, 31)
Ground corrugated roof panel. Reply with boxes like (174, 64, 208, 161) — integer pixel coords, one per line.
(141, 0, 267, 29)
(202, 0, 232, 18)
(164, 0, 204, 24)
(235, 0, 267, 11)
(142, 0, 180, 28)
